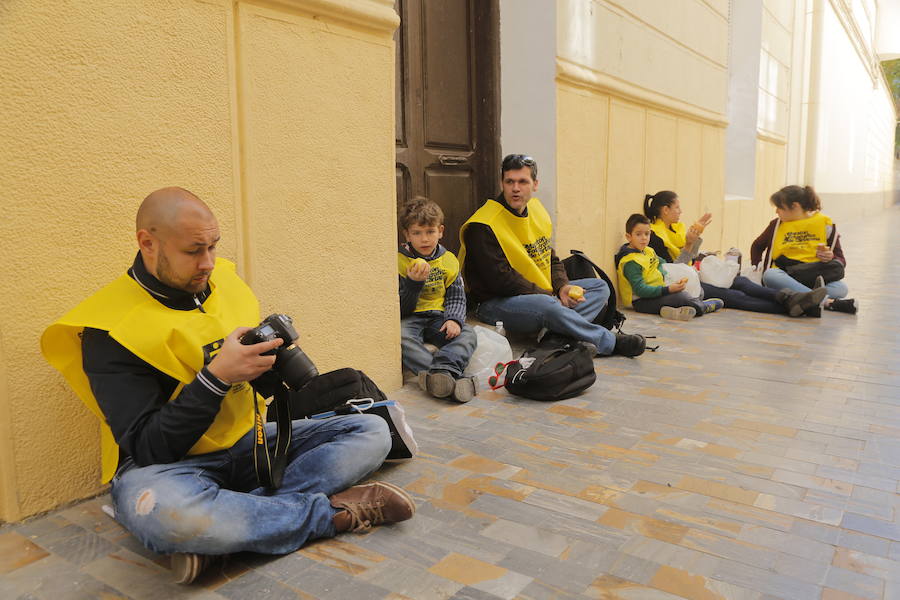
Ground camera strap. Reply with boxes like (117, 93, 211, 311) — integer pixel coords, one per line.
(252, 385, 292, 489)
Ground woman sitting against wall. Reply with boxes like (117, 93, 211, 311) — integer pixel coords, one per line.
(643, 190, 826, 317)
(750, 185, 858, 315)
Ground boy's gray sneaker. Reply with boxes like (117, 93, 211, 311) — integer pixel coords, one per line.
(452, 376, 477, 403)
(417, 370, 454, 398)
(660, 306, 696, 321)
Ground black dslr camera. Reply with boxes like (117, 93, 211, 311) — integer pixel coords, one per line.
(240, 314, 319, 391)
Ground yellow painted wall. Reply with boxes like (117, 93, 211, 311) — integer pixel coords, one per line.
(720, 138, 787, 257)
(0, 0, 399, 521)
(556, 0, 732, 284)
(558, 0, 729, 118)
(556, 83, 727, 286)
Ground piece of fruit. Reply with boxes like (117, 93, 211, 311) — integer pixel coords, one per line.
(568, 285, 584, 300)
(678, 277, 688, 285)
(412, 258, 427, 267)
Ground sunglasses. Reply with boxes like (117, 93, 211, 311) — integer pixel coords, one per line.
(487, 360, 516, 390)
(502, 154, 535, 166)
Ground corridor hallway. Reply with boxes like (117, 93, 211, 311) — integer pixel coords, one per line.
(2, 206, 899, 599)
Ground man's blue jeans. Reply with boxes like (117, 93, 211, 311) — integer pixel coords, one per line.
(762, 268, 848, 299)
(475, 278, 615, 355)
(401, 313, 477, 377)
(110, 414, 390, 556)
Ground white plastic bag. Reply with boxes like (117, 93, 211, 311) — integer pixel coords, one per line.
(463, 325, 513, 384)
(663, 262, 703, 299)
(742, 263, 763, 285)
(698, 255, 739, 288)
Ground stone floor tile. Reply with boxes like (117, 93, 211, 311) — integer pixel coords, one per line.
(0, 531, 49, 574)
(822, 565, 885, 600)
(821, 589, 870, 600)
(497, 546, 607, 594)
(478, 519, 569, 557)
(709, 558, 822, 600)
(42, 530, 120, 567)
(515, 579, 586, 600)
(520, 488, 609, 521)
(649, 565, 763, 600)
(851, 485, 900, 510)
(771, 469, 853, 496)
(817, 464, 897, 493)
(738, 524, 835, 563)
(890, 541, 900, 562)
(836, 530, 893, 558)
(618, 535, 718, 574)
(448, 586, 505, 600)
(585, 573, 685, 599)
(753, 493, 843, 525)
(606, 553, 661, 586)
(841, 512, 900, 541)
(215, 571, 313, 600)
(0, 553, 132, 600)
(358, 561, 464, 599)
(771, 552, 830, 585)
(804, 488, 894, 522)
(831, 547, 900, 583)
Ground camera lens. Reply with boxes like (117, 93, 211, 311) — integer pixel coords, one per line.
(274, 345, 319, 390)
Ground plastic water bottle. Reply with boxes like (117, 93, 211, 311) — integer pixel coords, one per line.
(495, 321, 506, 337)
(725, 247, 742, 266)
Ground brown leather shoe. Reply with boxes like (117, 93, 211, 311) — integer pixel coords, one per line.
(171, 553, 215, 584)
(330, 481, 416, 533)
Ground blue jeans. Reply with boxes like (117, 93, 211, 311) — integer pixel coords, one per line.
(110, 415, 390, 556)
(401, 313, 477, 377)
(762, 268, 848, 299)
(475, 278, 615, 355)
(700, 275, 784, 314)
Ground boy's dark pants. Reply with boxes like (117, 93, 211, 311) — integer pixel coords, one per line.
(700, 275, 784, 314)
(632, 291, 705, 316)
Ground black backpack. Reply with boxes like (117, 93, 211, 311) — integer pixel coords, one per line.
(274, 367, 387, 419)
(562, 249, 626, 331)
(490, 343, 596, 401)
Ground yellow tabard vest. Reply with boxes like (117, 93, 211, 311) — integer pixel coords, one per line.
(650, 219, 687, 261)
(616, 248, 665, 308)
(397, 250, 460, 312)
(41, 258, 262, 483)
(458, 198, 554, 291)
(771, 212, 832, 265)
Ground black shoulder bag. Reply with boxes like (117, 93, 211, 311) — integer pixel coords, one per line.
(562, 249, 626, 331)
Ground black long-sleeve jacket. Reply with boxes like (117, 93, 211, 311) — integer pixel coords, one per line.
(82, 253, 233, 467)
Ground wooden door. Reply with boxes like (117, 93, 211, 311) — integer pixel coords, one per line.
(395, 0, 499, 253)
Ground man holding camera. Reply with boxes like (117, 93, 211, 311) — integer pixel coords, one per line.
(42, 187, 414, 584)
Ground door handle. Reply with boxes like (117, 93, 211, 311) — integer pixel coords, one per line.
(438, 154, 468, 166)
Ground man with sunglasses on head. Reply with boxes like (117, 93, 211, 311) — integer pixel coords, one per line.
(459, 154, 646, 358)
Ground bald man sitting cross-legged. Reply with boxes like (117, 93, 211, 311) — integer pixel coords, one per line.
(42, 187, 414, 584)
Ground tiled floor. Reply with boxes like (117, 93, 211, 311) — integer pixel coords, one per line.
(3, 206, 899, 599)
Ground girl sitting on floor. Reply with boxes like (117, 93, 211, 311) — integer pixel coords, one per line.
(643, 190, 826, 317)
(750, 185, 857, 315)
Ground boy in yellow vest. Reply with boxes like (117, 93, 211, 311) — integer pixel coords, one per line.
(398, 197, 478, 402)
(615, 214, 724, 320)
(42, 188, 414, 584)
